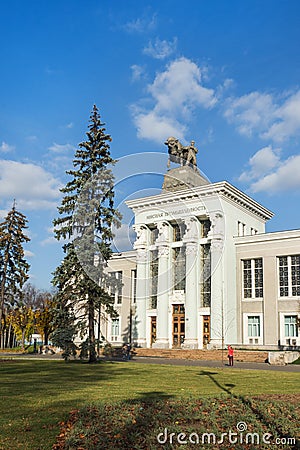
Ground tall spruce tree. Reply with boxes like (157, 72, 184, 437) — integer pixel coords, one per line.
(0, 203, 30, 343)
(52, 105, 121, 362)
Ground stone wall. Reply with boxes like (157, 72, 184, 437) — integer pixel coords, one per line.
(134, 348, 268, 363)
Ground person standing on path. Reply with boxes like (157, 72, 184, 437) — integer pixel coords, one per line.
(228, 345, 234, 366)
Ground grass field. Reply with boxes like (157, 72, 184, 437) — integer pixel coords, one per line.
(0, 358, 299, 449)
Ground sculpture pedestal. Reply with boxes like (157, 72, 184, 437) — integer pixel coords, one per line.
(162, 166, 210, 192)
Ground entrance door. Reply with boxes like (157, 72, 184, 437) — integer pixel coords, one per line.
(150, 317, 156, 346)
(203, 315, 210, 348)
(172, 304, 185, 348)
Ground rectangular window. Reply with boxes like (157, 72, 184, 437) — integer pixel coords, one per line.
(254, 258, 263, 297)
(172, 222, 185, 242)
(200, 244, 211, 307)
(131, 269, 136, 304)
(278, 255, 300, 297)
(150, 249, 158, 308)
(150, 316, 157, 345)
(284, 316, 298, 337)
(150, 227, 159, 244)
(243, 258, 263, 298)
(110, 271, 123, 304)
(279, 256, 289, 297)
(248, 316, 260, 337)
(291, 255, 300, 296)
(111, 318, 120, 341)
(200, 219, 211, 238)
(173, 246, 186, 291)
(243, 260, 252, 298)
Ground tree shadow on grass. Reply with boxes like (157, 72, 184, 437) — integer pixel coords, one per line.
(54, 390, 176, 450)
(199, 370, 299, 449)
(199, 370, 236, 395)
(53, 378, 300, 449)
(119, 391, 175, 449)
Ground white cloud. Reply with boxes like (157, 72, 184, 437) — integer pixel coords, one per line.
(262, 90, 300, 142)
(0, 160, 62, 210)
(148, 58, 217, 113)
(24, 250, 35, 258)
(224, 91, 276, 137)
(124, 14, 157, 33)
(111, 223, 136, 252)
(143, 37, 177, 60)
(48, 142, 74, 153)
(131, 64, 145, 82)
(239, 147, 300, 194)
(0, 141, 15, 153)
(251, 154, 300, 193)
(239, 146, 281, 182)
(132, 57, 217, 142)
(133, 110, 186, 143)
(40, 226, 70, 246)
(223, 78, 234, 90)
(0, 209, 8, 219)
(46, 154, 73, 174)
(224, 89, 300, 143)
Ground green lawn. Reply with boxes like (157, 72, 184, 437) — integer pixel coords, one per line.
(0, 358, 299, 449)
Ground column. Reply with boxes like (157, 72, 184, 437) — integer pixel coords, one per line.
(152, 221, 171, 349)
(133, 225, 149, 347)
(207, 212, 225, 349)
(182, 216, 199, 349)
(152, 245, 170, 348)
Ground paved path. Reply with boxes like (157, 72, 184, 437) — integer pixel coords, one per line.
(130, 356, 300, 372)
(2, 352, 300, 372)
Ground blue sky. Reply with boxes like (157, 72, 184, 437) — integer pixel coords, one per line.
(1, 0, 300, 290)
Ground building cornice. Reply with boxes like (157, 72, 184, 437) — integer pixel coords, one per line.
(110, 250, 137, 261)
(234, 228, 300, 245)
(126, 181, 273, 221)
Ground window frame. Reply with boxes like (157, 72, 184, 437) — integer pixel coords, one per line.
(278, 255, 300, 298)
(111, 317, 120, 342)
(243, 313, 263, 345)
(284, 315, 298, 338)
(110, 271, 123, 304)
(242, 258, 263, 300)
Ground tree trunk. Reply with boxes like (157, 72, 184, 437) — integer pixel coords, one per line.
(44, 328, 49, 345)
(5, 323, 10, 349)
(88, 299, 97, 363)
(0, 329, 4, 349)
(0, 311, 7, 349)
(97, 305, 101, 356)
(0, 242, 11, 337)
(7, 322, 14, 348)
(21, 329, 26, 351)
(0, 277, 6, 339)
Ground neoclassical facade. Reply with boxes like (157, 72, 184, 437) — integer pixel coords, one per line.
(102, 141, 300, 350)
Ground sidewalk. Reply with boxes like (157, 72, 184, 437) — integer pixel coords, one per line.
(130, 356, 300, 372)
(1, 352, 300, 371)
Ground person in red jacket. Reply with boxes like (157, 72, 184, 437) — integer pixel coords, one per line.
(228, 345, 234, 366)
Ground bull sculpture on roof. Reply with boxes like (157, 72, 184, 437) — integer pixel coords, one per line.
(165, 137, 198, 170)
